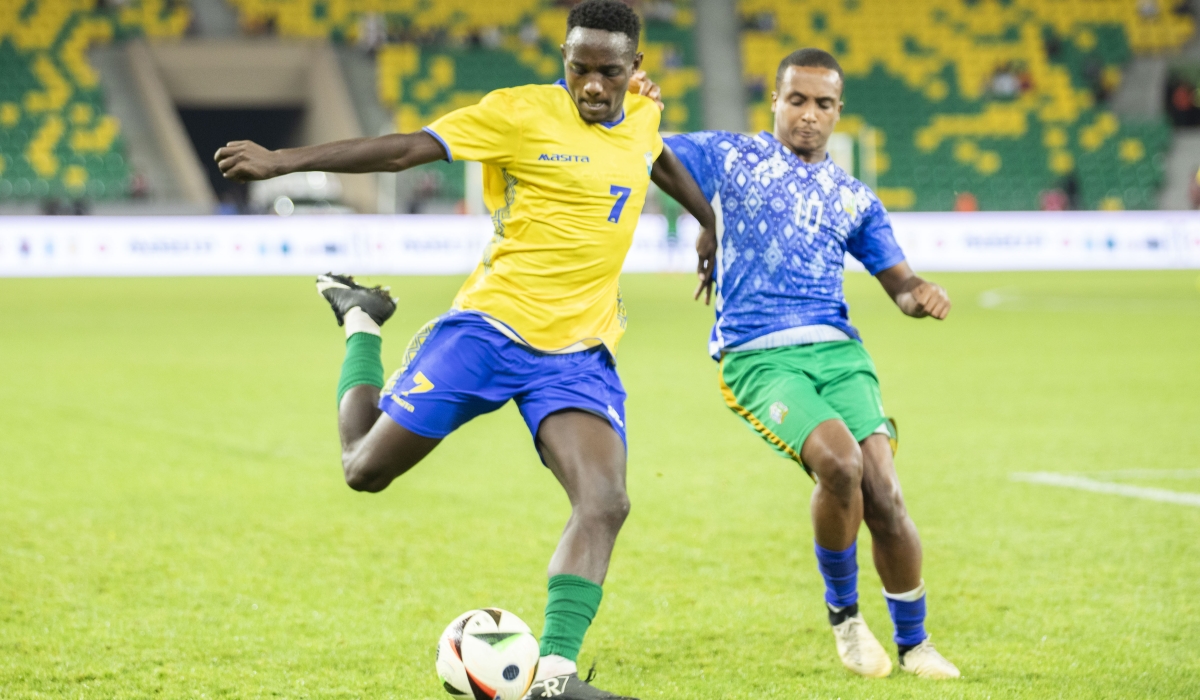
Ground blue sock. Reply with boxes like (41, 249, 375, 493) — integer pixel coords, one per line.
(814, 542, 858, 608)
(885, 593, 928, 647)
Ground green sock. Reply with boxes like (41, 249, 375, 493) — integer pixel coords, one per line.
(337, 332, 384, 404)
(539, 574, 603, 661)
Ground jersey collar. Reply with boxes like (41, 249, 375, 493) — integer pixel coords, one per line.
(555, 79, 626, 128)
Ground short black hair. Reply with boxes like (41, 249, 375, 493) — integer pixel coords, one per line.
(567, 0, 641, 47)
(775, 48, 844, 90)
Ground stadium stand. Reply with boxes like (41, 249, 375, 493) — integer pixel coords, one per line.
(740, 0, 1195, 210)
(0, 0, 191, 202)
(222, 0, 703, 133)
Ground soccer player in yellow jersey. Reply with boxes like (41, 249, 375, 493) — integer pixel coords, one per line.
(215, 2, 714, 698)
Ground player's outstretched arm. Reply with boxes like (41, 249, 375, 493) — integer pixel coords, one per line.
(876, 261, 951, 320)
(214, 132, 447, 182)
(651, 145, 718, 304)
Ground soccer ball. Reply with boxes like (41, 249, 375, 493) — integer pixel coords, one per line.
(436, 608, 539, 699)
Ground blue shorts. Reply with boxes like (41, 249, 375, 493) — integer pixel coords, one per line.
(378, 312, 627, 450)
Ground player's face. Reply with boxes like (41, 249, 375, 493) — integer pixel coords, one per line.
(771, 66, 844, 163)
(561, 28, 643, 124)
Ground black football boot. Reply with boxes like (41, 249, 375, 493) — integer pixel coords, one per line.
(315, 273, 397, 326)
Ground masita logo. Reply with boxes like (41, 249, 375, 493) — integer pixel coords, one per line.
(537, 153, 590, 163)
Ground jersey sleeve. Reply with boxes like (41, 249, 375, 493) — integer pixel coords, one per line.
(423, 89, 522, 165)
(847, 196, 907, 275)
(662, 132, 723, 202)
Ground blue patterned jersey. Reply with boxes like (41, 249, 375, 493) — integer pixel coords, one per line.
(664, 131, 906, 358)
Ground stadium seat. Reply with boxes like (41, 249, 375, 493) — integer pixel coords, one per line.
(739, 0, 1194, 210)
(0, 0, 191, 202)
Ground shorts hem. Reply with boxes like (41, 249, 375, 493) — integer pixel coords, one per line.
(378, 395, 453, 440)
(849, 416, 890, 444)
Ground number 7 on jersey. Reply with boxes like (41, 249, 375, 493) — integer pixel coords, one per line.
(607, 185, 631, 223)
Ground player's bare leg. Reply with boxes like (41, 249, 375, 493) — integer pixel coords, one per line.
(337, 385, 441, 492)
(861, 435, 959, 678)
(802, 420, 865, 551)
(860, 434, 921, 592)
(527, 409, 637, 700)
(801, 419, 892, 678)
(539, 410, 630, 584)
(318, 273, 442, 493)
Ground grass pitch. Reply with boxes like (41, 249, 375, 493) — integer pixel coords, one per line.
(2, 270, 1199, 699)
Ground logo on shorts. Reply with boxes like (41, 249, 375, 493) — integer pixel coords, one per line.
(769, 401, 789, 424)
(607, 405, 624, 428)
(400, 371, 435, 397)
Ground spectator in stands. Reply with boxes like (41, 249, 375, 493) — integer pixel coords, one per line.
(357, 13, 386, 55)
(1168, 77, 1200, 126)
(988, 63, 1021, 99)
(742, 11, 776, 32)
(1044, 33, 1063, 60)
(1040, 188, 1069, 211)
(519, 20, 541, 47)
(1017, 65, 1034, 94)
(1138, 0, 1161, 19)
(1173, 0, 1195, 17)
(481, 26, 503, 49)
(954, 192, 979, 212)
(1189, 166, 1200, 209)
(130, 172, 149, 199)
(1062, 171, 1080, 210)
(1083, 56, 1109, 103)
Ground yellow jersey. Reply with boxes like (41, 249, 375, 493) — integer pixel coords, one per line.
(424, 81, 664, 356)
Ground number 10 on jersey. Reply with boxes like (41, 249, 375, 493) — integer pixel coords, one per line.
(607, 185, 631, 223)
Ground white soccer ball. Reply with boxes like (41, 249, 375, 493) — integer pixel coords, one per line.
(436, 608, 539, 699)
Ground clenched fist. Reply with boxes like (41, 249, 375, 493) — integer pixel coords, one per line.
(214, 141, 284, 182)
(908, 280, 951, 319)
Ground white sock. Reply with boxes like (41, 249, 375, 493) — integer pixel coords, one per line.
(535, 654, 577, 680)
(344, 307, 380, 338)
(882, 579, 926, 602)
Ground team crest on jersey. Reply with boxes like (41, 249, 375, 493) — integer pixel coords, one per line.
(769, 401, 789, 424)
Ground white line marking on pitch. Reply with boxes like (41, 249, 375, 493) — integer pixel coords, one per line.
(1086, 468, 1200, 480)
(1011, 472, 1200, 508)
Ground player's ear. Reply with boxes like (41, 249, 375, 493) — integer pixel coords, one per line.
(631, 51, 643, 72)
(560, 44, 567, 61)
(770, 91, 778, 113)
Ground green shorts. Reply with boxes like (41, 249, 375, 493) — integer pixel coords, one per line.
(718, 341, 896, 476)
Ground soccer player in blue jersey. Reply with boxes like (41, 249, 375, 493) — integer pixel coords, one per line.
(664, 49, 961, 679)
(215, 2, 715, 698)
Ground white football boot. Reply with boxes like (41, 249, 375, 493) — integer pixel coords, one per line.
(831, 612, 893, 678)
(899, 638, 961, 679)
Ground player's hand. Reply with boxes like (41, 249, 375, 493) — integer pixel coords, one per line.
(214, 140, 283, 182)
(628, 70, 665, 111)
(694, 226, 717, 304)
(909, 280, 951, 319)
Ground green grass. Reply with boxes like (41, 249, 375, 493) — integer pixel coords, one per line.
(2, 271, 1199, 699)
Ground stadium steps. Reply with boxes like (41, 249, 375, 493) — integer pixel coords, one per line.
(90, 44, 190, 205)
(1157, 129, 1200, 209)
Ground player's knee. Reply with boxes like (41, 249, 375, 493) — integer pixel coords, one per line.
(343, 455, 385, 493)
(577, 488, 631, 532)
(815, 447, 863, 498)
(864, 487, 908, 535)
